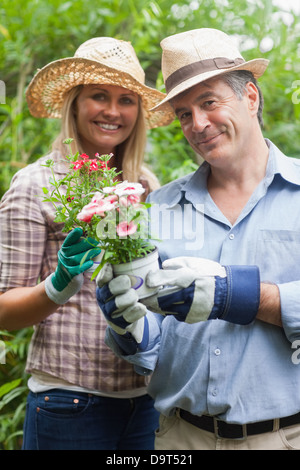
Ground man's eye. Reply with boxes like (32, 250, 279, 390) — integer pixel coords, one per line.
(203, 100, 216, 108)
(178, 111, 191, 121)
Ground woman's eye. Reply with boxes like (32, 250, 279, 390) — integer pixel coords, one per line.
(120, 96, 137, 105)
(92, 93, 106, 101)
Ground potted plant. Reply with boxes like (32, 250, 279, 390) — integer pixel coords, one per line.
(41, 139, 159, 298)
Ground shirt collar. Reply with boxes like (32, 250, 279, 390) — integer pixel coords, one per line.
(266, 139, 300, 186)
(157, 139, 300, 209)
(182, 139, 300, 202)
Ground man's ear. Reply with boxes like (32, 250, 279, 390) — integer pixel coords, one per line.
(245, 81, 260, 117)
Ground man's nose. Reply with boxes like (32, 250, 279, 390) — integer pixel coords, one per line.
(192, 108, 210, 133)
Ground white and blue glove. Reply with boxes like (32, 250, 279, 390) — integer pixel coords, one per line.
(96, 264, 149, 354)
(45, 227, 101, 304)
(141, 257, 260, 325)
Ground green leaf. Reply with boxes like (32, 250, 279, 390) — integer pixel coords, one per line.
(0, 379, 22, 399)
(54, 213, 67, 223)
(0, 386, 27, 411)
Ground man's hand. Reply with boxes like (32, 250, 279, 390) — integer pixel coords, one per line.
(45, 227, 101, 304)
(141, 257, 260, 325)
(96, 264, 149, 354)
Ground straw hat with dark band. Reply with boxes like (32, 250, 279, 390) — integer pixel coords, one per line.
(26, 37, 174, 128)
(151, 28, 269, 113)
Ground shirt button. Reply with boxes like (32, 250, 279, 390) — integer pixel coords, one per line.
(212, 389, 218, 396)
(229, 233, 235, 240)
(214, 348, 221, 355)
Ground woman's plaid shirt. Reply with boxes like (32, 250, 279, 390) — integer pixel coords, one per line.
(0, 151, 148, 392)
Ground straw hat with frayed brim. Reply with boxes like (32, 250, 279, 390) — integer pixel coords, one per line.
(151, 28, 269, 113)
(26, 37, 175, 128)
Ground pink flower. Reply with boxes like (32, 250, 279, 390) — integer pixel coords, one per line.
(119, 194, 140, 207)
(72, 153, 104, 172)
(114, 181, 145, 197)
(100, 162, 109, 170)
(102, 185, 117, 194)
(77, 196, 117, 223)
(127, 194, 141, 205)
(91, 192, 117, 205)
(91, 192, 104, 203)
(106, 195, 118, 203)
(116, 221, 138, 237)
(95, 199, 116, 215)
(89, 159, 99, 172)
(72, 160, 85, 170)
(77, 203, 98, 222)
(95, 153, 111, 170)
(119, 197, 129, 207)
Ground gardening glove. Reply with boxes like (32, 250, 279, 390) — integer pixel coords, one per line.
(96, 264, 149, 354)
(141, 257, 260, 325)
(45, 227, 101, 304)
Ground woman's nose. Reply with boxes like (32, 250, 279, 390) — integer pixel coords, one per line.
(102, 100, 120, 118)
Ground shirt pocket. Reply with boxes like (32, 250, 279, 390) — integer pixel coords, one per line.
(255, 230, 300, 283)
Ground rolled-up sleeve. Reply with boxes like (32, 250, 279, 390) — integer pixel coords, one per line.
(0, 164, 65, 292)
(278, 281, 300, 343)
(0, 167, 52, 290)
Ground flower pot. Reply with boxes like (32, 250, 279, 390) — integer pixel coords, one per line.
(113, 248, 159, 299)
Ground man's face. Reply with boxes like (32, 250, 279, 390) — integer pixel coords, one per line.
(171, 77, 258, 168)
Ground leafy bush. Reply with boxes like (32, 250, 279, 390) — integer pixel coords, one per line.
(0, 329, 32, 450)
(1, 0, 300, 449)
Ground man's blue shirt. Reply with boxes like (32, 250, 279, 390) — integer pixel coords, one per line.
(106, 140, 300, 424)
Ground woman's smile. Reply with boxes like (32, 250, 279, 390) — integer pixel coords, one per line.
(76, 84, 139, 155)
(94, 121, 121, 131)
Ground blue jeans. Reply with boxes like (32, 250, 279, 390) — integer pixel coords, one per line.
(22, 389, 159, 450)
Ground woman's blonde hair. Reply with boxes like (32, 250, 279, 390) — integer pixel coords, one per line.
(52, 85, 160, 193)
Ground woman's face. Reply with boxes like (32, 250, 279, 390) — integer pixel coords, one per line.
(75, 84, 139, 156)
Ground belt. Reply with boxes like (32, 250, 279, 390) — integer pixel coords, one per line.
(179, 409, 300, 440)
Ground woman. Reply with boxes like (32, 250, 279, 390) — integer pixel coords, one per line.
(0, 37, 174, 450)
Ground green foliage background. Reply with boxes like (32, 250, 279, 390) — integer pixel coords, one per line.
(0, 0, 300, 449)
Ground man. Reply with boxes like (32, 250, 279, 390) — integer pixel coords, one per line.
(96, 29, 300, 450)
